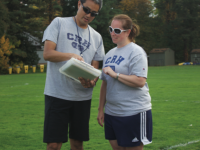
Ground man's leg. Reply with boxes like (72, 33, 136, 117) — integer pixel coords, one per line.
(47, 142, 62, 150)
(69, 100, 91, 150)
(44, 96, 72, 149)
(70, 139, 83, 150)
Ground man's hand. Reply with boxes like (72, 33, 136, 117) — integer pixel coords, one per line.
(72, 54, 84, 61)
(79, 78, 96, 88)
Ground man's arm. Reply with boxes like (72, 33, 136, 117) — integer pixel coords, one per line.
(43, 40, 84, 62)
(91, 60, 99, 69)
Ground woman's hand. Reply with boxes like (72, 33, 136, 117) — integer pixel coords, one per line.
(97, 110, 104, 127)
(103, 66, 117, 78)
(103, 66, 147, 88)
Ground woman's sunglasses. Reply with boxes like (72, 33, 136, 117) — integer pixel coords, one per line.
(109, 26, 128, 34)
(81, 3, 98, 17)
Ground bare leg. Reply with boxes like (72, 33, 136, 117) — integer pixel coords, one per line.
(109, 140, 125, 150)
(70, 138, 83, 150)
(126, 143, 144, 150)
(47, 143, 62, 150)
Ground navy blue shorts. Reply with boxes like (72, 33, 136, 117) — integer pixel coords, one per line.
(104, 110, 152, 147)
(43, 95, 91, 143)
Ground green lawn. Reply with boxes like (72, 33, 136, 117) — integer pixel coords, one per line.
(0, 65, 200, 150)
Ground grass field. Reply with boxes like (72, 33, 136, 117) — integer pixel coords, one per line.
(0, 65, 200, 150)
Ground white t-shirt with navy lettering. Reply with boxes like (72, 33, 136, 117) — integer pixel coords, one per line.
(100, 42, 151, 116)
(42, 17, 105, 101)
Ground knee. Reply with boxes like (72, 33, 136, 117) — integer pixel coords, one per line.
(113, 147, 125, 150)
(47, 143, 61, 150)
(71, 143, 83, 150)
(70, 139, 83, 150)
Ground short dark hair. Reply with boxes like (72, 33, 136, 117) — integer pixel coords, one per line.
(80, 0, 103, 11)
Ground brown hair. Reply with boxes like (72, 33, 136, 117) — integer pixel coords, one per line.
(111, 14, 140, 43)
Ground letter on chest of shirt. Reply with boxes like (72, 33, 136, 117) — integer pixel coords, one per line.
(105, 55, 125, 65)
(67, 33, 91, 51)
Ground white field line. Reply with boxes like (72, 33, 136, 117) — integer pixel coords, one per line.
(10, 83, 29, 88)
(162, 139, 200, 150)
(151, 100, 200, 103)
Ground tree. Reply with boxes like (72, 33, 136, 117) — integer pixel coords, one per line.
(0, 35, 14, 74)
(118, 0, 156, 53)
(60, 0, 78, 17)
(0, 0, 8, 38)
(90, 0, 123, 53)
(155, 0, 200, 62)
(5, 0, 48, 66)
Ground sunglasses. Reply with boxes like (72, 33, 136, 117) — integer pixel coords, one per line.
(109, 26, 128, 34)
(81, 3, 98, 17)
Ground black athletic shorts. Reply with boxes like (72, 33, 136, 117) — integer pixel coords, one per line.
(43, 95, 91, 143)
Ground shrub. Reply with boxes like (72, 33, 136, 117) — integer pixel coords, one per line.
(0, 35, 15, 74)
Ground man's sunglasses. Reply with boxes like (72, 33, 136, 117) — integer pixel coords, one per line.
(81, 3, 98, 17)
(109, 26, 129, 34)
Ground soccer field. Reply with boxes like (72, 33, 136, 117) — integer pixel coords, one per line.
(0, 65, 200, 150)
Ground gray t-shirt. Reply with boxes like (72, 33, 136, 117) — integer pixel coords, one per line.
(42, 17, 105, 101)
(100, 42, 151, 116)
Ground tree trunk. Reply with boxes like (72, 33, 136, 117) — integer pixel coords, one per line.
(183, 39, 188, 62)
(49, 0, 53, 24)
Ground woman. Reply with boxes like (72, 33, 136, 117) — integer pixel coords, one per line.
(97, 14, 152, 150)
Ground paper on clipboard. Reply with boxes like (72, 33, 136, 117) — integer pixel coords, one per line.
(59, 58, 101, 83)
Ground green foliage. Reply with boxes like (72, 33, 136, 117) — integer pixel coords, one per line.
(10, 35, 40, 66)
(154, 0, 200, 63)
(0, 35, 15, 74)
(61, 0, 78, 17)
(0, 0, 8, 38)
(4, 0, 48, 67)
(43, 0, 63, 23)
(117, 0, 160, 53)
(90, 0, 122, 53)
(1, 0, 200, 68)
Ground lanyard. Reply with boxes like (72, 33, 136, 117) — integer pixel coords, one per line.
(74, 16, 90, 57)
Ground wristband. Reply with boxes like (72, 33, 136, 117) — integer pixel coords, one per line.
(116, 73, 120, 80)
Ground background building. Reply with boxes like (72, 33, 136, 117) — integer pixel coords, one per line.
(191, 49, 200, 64)
(149, 48, 175, 66)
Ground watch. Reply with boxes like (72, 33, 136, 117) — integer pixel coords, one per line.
(116, 73, 120, 80)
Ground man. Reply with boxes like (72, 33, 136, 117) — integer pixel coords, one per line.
(42, 0, 104, 150)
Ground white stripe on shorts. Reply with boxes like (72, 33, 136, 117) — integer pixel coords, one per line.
(140, 111, 152, 145)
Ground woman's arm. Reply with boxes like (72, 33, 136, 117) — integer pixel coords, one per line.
(97, 80, 107, 127)
(103, 67, 146, 88)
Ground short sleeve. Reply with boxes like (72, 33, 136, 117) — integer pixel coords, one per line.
(93, 35, 105, 61)
(99, 70, 106, 80)
(42, 17, 60, 44)
(129, 54, 148, 78)
(99, 57, 106, 80)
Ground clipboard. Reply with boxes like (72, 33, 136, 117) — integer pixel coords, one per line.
(59, 58, 101, 83)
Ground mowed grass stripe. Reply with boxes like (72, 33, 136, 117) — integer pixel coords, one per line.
(0, 65, 200, 150)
